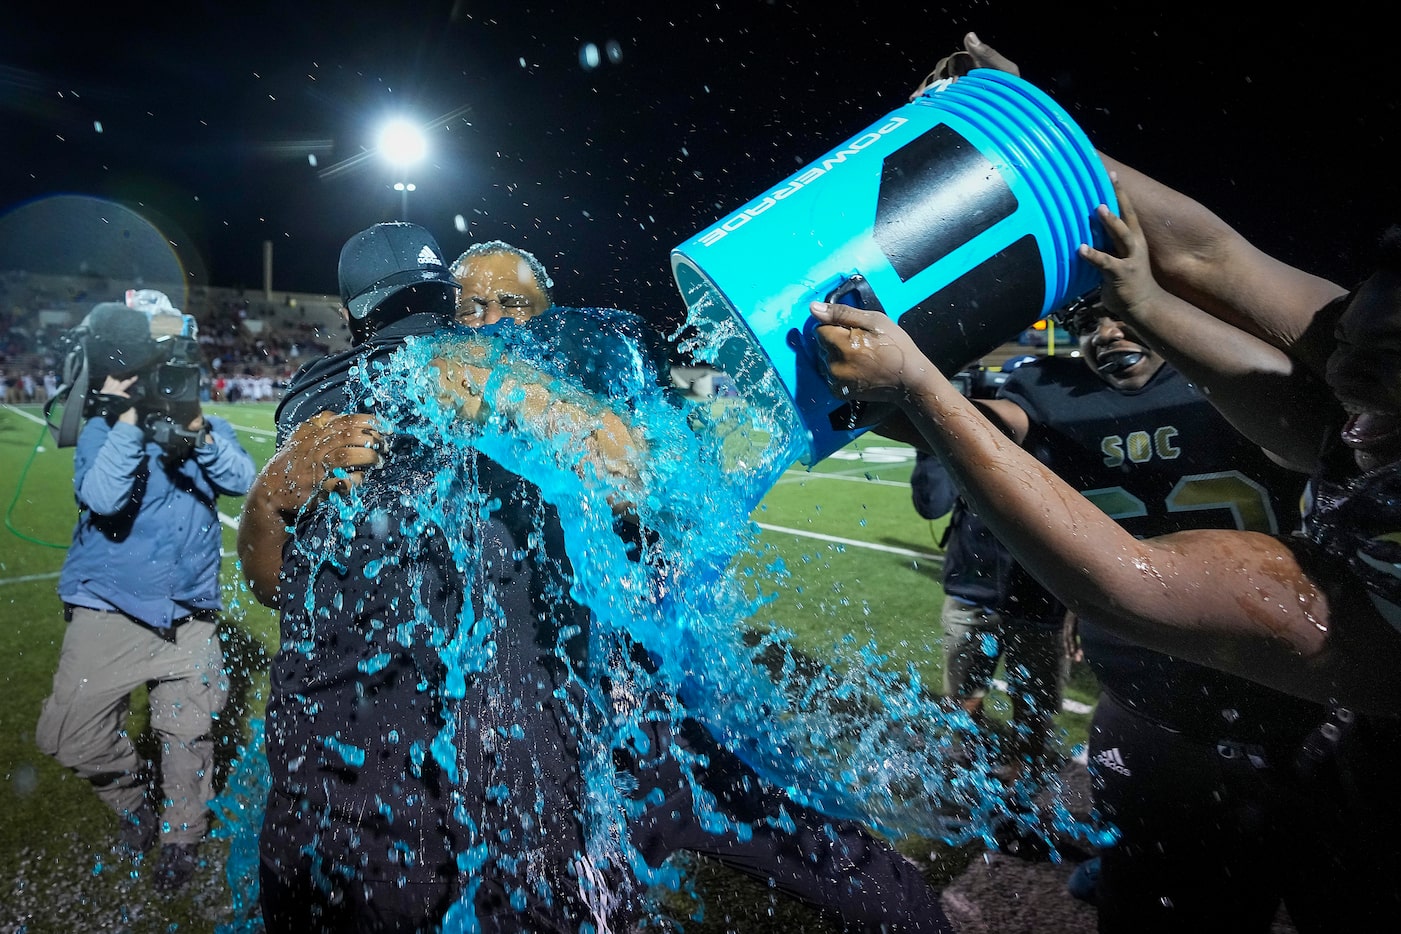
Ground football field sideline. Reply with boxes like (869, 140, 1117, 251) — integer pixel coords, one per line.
(5, 402, 1092, 713)
(4, 402, 943, 564)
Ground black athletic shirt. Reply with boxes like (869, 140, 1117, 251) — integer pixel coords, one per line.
(940, 500, 1019, 610)
(911, 450, 1019, 609)
(997, 356, 1324, 740)
(263, 307, 658, 875)
(1301, 430, 1401, 643)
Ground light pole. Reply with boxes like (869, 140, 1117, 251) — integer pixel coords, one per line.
(393, 181, 417, 221)
(378, 118, 427, 221)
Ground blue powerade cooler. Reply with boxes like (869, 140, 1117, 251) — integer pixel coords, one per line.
(670, 69, 1117, 465)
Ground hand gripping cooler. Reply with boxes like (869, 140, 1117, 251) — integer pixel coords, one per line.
(670, 69, 1117, 464)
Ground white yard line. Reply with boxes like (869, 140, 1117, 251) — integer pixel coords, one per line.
(2, 403, 46, 426)
(225, 422, 276, 439)
(0, 571, 62, 587)
(0, 550, 239, 587)
(778, 469, 911, 488)
(4, 403, 275, 440)
(4, 406, 1094, 715)
(756, 522, 941, 562)
(991, 678, 1096, 715)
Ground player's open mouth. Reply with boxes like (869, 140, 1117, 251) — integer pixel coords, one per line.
(1094, 349, 1147, 377)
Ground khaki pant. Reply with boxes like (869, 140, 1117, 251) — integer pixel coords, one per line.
(941, 598, 1067, 721)
(37, 607, 228, 845)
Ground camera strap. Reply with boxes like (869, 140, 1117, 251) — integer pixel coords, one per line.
(43, 354, 91, 449)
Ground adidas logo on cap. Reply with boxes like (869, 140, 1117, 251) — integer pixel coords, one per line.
(338, 222, 459, 321)
(1092, 747, 1131, 776)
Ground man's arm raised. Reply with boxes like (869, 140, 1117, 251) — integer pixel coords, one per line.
(237, 412, 383, 607)
(432, 350, 645, 514)
(920, 32, 1348, 374)
(809, 299, 1401, 712)
(1082, 178, 1340, 472)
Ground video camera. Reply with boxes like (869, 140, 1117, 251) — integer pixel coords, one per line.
(950, 364, 1008, 401)
(949, 353, 1039, 401)
(43, 291, 206, 453)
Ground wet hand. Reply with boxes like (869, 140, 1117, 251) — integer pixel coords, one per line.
(961, 33, 1020, 76)
(1078, 176, 1168, 322)
(276, 411, 384, 508)
(809, 301, 931, 405)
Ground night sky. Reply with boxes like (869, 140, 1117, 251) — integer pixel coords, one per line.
(3, 1, 1398, 339)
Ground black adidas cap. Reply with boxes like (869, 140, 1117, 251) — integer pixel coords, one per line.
(338, 222, 459, 321)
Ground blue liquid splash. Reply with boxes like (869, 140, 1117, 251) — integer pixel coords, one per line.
(213, 306, 1111, 931)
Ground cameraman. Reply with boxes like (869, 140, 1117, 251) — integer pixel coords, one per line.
(914, 359, 1068, 797)
(36, 301, 255, 893)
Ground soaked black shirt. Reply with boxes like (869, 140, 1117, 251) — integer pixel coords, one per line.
(263, 311, 593, 883)
(998, 357, 1323, 741)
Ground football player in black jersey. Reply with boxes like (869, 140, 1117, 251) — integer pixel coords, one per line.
(811, 172, 1401, 931)
(882, 30, 1401, 931)
(921, 287, 1347, 929)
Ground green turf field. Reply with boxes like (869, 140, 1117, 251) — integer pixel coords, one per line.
(0, 400, 1099, 931)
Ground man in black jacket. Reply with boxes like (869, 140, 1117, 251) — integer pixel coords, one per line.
(240, 223, 951, 933)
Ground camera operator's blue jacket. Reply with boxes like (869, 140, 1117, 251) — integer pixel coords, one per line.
(58, 415, 256, 629)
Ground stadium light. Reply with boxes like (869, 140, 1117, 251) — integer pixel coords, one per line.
(377, 118, 427, 221)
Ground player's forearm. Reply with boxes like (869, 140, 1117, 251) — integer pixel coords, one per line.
(1119, 286, 1335, 473)
(897, 368, 1140, 616)
(1103, 155, 1346, 369)
(896, 369, 1333, 675)
(437, 357, 644, 483)
(236, 443, 310, 608)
